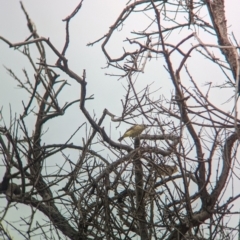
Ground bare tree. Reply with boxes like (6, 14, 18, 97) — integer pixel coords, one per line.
(0, 1, 240, 239)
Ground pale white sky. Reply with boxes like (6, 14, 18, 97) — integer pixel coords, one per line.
(0, 0, 240, 239)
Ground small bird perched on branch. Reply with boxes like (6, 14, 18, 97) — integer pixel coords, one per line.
(148, 163, 178, 176)
(118, 124, 148, 141)
(156, 164, 178, 176)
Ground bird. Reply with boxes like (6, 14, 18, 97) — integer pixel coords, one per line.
(118, 124, 148, 141)
(148, 163, 178, 177)
(156, 164, 178, 177)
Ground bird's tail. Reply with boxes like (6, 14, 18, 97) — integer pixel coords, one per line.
(118, 136, 124, 141)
